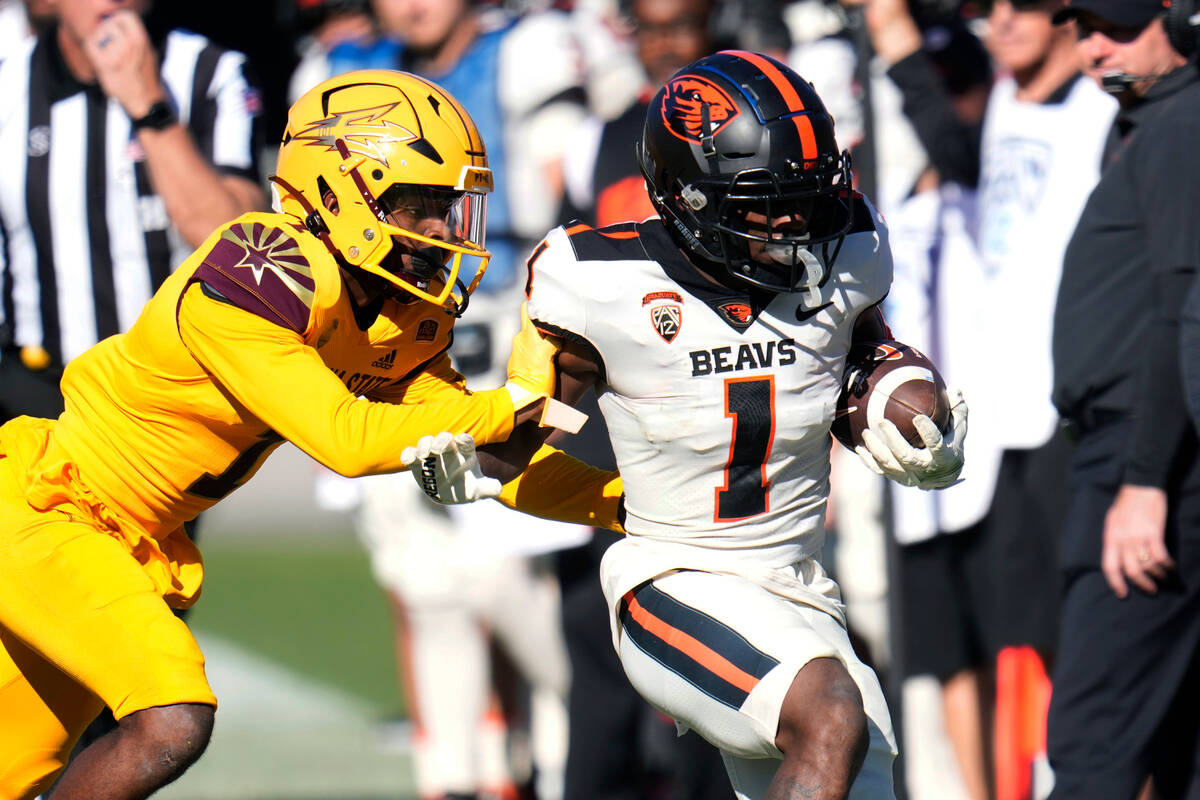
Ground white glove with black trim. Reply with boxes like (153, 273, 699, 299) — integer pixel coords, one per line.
(855, 390, 968, 490)
(401, 432, 502, 504)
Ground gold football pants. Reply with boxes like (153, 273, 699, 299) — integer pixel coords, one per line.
(0, 420, 215, 799)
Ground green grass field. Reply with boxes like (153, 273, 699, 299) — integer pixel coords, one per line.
(187, 534, 405, 716)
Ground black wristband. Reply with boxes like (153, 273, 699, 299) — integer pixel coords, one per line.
(131, 100, 177, 132)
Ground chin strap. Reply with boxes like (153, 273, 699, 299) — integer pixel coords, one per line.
(269, 173, 341, 259)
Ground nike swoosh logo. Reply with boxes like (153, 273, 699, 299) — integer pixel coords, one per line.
(796, 301, 834, 322)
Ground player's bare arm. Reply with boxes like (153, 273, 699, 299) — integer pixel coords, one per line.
(477, 337, 602, 485)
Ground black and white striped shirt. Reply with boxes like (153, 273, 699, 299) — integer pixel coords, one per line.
(0, 26, 262, 366)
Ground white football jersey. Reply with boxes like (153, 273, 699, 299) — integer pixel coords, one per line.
(526, 200, 892, 569)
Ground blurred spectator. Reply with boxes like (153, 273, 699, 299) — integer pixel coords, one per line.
(0, 0, 266, 426)
(294, 2, 591, 797)
(565, 0, 645, 120)
(319, 0, 588, 293)
(0, 0, 54, 50)
(866, 20, 992, 798)
(288, 0, 375, 104)
(710, 0, 792, 55)
(1047, 0, 1200, 795)
(315, 466, 582, 800)
(789, 3, 965, 794)
(560, 0, 709, 228)
(853, 0, 1115, 796)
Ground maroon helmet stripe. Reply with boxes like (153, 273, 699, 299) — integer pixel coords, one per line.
(723, 50, 819, 161)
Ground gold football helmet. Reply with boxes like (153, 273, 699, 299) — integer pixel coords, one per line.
(272, 69, 493, 313)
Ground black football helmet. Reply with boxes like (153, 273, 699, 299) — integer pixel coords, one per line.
(637, 51, 854, 295)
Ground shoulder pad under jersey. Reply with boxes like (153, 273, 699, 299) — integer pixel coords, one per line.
(836, 193, 893, 305)
(559, 220, 648, 261)
(525, 225, 598, 339)
(191, 218, 317, 334)
(847, 190, 879, 235)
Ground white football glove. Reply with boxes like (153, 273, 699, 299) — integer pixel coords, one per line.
(855, 390, 968, 490)
(401, 432, 503, 505)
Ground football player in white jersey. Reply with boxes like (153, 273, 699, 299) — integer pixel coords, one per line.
(412, 51, 967, 800)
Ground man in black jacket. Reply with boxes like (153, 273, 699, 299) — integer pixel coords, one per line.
(1047, 0, 1200, 795)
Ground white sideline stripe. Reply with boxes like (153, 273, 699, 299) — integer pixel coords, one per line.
(195, 631, 376, 725)
(153, 632, 418, 799)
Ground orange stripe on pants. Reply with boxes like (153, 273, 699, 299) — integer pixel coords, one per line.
(623, 592, 761, 694)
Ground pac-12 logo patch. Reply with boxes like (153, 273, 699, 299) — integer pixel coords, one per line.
(661, 75, 740, 144)
(644, 291, 683, 343)
(650, 304, 682, 342)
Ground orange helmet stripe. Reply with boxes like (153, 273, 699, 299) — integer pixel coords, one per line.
(723, 50, 819, 161)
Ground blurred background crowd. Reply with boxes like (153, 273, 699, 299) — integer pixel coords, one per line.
(2, 0, 1198, 798)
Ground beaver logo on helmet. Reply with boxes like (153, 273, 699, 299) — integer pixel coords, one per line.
(660, 75, 740, 144)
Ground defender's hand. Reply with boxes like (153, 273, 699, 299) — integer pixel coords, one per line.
(502, 306, 587, 432)
(401, 432, 502, 504)
(504, 304, 560, 412)
(856, 390, 967, 490)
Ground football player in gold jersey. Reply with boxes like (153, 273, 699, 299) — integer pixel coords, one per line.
(0, 70, 622, 800)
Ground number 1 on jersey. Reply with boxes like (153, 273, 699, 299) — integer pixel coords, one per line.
(715, 376, 775, 522)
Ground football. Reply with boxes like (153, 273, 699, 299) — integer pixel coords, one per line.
(831, 340, 951, 451)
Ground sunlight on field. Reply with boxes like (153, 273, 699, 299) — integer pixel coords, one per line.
(157, 635, 416, 800)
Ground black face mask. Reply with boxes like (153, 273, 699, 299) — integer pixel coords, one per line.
(373, 243, 472, 317)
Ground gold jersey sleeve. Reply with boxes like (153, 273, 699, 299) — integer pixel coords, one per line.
(176, 283, 515, 478)
(42, 212, 517, 549)
(498, 444, 625, 532)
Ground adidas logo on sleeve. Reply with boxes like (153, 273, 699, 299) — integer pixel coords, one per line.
(370, 349, 397, 369)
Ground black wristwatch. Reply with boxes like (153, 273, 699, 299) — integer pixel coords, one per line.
(131, 100, 178, 132)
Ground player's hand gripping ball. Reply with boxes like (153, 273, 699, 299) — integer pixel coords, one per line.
(832, 340, 967, 490)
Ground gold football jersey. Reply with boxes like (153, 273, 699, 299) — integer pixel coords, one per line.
(7, 212, 622, 605)
(43, 213, 514, 540)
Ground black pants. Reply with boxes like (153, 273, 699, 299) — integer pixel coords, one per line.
(0, 354, 65, 421)
(1048, 420, 1200, 799)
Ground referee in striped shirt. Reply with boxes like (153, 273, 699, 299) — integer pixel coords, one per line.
(0, 0, 267, 422)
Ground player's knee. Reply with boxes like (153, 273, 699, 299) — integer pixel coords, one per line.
(777, 658, 869, 772)
(120, 703, 214, 778)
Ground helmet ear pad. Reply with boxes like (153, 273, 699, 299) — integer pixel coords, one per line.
(638, 140, 724, 263)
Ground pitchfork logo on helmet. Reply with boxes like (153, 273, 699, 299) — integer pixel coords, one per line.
(661, 76, 740, 144)
(290, 102, 417, 168)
